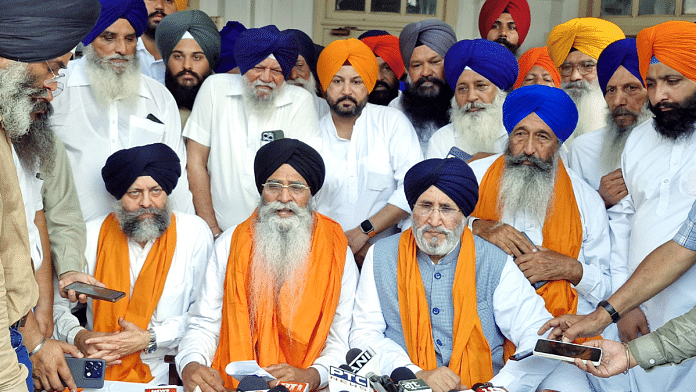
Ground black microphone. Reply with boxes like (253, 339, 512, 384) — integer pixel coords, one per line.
(390, 367, 416, 383)
(237, 375, 269, 392)
(380, 375, 399, 392)
(268, 385, 290, 392)
(339, 364, 355, 372)
(390, 367, 432, 392)
(346, 348, 363, 365)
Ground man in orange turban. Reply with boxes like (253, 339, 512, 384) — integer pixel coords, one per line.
(513, 47, 559, 89)
(313, 38, 422, 266)
(138, 0, 181, 84)
(547, 17, 625, 145)
(359, 30, 404, 106)
(478, 0, 531, 55)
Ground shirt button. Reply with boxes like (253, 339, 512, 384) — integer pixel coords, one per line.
(432, 308, 439, 315)
(434, 272, 442, 279)
(649, 358, 655, 365)
(436, 339, 442, 346)
(664, 179, 669, 183)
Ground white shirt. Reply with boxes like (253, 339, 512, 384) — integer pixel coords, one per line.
(182, 73, 321, 231)
(426, 123, 508, 159)
(52, 211, 213, 385)
(314, 95, 330, 119)
(137, 38, 166, 85)
(175, 219, 359, 388)
(469, 154, 612, 316)
(314, 104, 422, 234)
(51, 57, 194, 221)
(350, 245, 559, 392)
(567, 126, 615, 191)
(12, 148, 43, 270)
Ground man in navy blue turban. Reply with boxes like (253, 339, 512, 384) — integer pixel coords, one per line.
(284, 29, 329, 117)
(82, 0, 147, 46)
(568, 37, 651, 209)
(428, 39, 519, 160)
(215, 21, 246, 74)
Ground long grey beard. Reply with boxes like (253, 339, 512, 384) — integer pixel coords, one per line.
(12, 106, 56, 173)
(114, 202, 172, 243)
(288, 75, 317, 96)
(498, 149, 559, 227)
(599, 102, 653, 173)
(0, 61, 41, 139)
(242, 76, 284, 116)
(562, 80, 608, 145)
(84, 44, 141, 108)
(413, 219, 466, 257)
(448, 90, 506, 154)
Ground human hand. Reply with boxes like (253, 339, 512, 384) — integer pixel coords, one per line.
(181, 362, 226, 392)
(265, 363, 320, 391)
(58, 271, 106, 303)
(74, 329, 121, 365)
(416, 367, 465, 392)
(471, 220, 535, 258)
(617, 308, 650, 343)
(31, 338, 83, 392)
(514, 247, 583, 285)
(574, 339, 636, 378)
(345, 227, 370, 255)
(598, 169, 627, 209)
(82, 318, 149, 363)
(538, 308, 612, 342)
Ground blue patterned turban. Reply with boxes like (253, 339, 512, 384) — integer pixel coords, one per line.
(597, 38, 643, 96)
(445, 39, 518, 92)
(82, 0, 147, 46)
(216, 21, 246, 73)
(234, 25, 298, 80)
(503, 85, 578, 142)
(404, 158, 479, 216)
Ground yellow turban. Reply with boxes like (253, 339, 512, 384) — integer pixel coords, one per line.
(546, 17, 624, 67)
(175, 0, 187, 10)
(637, 21, 696, 84)
(316, 38, 379, 93)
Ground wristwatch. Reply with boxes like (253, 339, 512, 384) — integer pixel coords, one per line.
(597, 300, 621, 323)
(360, 219, 376, 238)
(144, 328, 157, 354)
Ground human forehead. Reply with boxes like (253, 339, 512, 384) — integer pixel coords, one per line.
(646, 62, 686, 81)
(265, 163, 307, 184)
(494, 12, 515, 24)
(101, 18, 137, 37)
(127, 176, 162, 191)
(332, 64, 361, 79)
(527, 64, 551, 77)
(606, 65, 643, 88)
(562, 50, 596, 65)
(256, 56, 281, 70)
(457, 69, 493, 85)
(410, 44, 440, 63)
(172, 38, 204, 54)
(511, 112, 554, 136)
(415, 185, 458, 207)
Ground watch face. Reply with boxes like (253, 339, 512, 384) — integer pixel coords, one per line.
(360, 220, 373, 233)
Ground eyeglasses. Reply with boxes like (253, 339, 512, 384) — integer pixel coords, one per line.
(413, 203, 461, 220)
(43, 61, 64, 97)
(249, 65, 284, 78)
(262, 182, 309, 196)
(558, 61, 596, 77)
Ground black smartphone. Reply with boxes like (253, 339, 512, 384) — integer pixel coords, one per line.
(508, 348, 533, 361)
(63, 282, 126, 302)
(446, 146, 473, 162)
(533, 339, 602, 366)
(62, 356, 105, 389)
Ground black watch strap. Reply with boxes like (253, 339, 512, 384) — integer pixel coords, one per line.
(598, 300, 621, 323)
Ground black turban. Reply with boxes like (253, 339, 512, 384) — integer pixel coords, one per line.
(216, 21, 246, 73)
(102, 143, 181, 200)
(404, 158, 479, 216)
(234, 25, 298, 80)
(0, 0, 100, 62)
(82, 0, 147, 46)
(285, 29, 320, 83)
(254, 139, 325, 196)
(156, 10, 221, 68)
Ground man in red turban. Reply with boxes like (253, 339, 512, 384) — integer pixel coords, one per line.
(359, 30, 404, 106)
(478, 0, 531, 55)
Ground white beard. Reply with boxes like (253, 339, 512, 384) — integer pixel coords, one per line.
(598, 102, 653, 173)
(562, 79, 608, 146)
(448, 90, 506, 154)
(413, 219, 466, 257)
(0, 61, 39, 139)
(242, 76, 284, 116)
(84, 45, 141, 108)
(288, 76, 317, 96)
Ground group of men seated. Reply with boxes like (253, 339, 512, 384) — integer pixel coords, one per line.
(2, 0, 696, 392)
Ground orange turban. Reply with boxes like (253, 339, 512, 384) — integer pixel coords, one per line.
(514, 47, 560, 89)
(637, 21, 696, 84)
(175, 0, 187, 10)
(317, 38, 379, 93)
(546, 17, 624, 67)
(478, 0, 531, 45)
(360, 34, 405, 79)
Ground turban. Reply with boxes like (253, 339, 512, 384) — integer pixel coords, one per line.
(597, 38, 642, 96)
(82, 0, 147, 46)
(102, 143, 181, 200)
(503, 85, 578, 142)
(234, 25, 297, 80)
(404, 158, 479, 216)
(317, 38, 379, 93)
(215, 21, 246, 73)
(637, 21, 696, 84)
(156, 10, 221, 68)
(0, 0, 100, 62)
(513, 47, 560, 89)
(286, 29, 320, 81)
(444, 39, 518, 92)
(399, 20, 456, 70)
(477, 0, 531, 45)
(174, 0, 187, 10)
(546, 17, 624, 67)
(360, 31, 405, 79)
(254, 139, 325, 196)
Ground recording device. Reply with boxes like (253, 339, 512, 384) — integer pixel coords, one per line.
(533, 339, 602, 366)
(278, 381, 309, 392)
(61, 356, 105, 389)
(63, 282, 126, 302)
(261, 130, 284, 144)
(237, 375, 270, 392)
(347, 347, 381, 377)
(329, 366, 371, 392)
(508, 348, 533, 361)
(390, 367, 432, 392)
(446, 146, 472, 162)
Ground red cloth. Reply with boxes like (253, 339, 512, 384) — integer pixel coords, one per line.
(360, 34, 405, 79)
(478, 0, 531, 45)
(513, 47, 560, 89)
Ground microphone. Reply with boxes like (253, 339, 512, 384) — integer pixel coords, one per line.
(269, 386, 290, 392)
(347, 347, 381, 377)
(346, 348, 363, 365)
(390, 368, 432, 392)
(364, 372, 389, 392)
(278, 381, 309, 392)
(389, 367, 416, 384)
(238, 375, 270, 392)
(329, 366, 370, 392)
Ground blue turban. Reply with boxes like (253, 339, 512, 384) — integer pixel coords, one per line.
(0, 0, 101, 62)
(215, 21, 246, 73)
(444, 39, 518, 92)
(503, 85, 578, 142)
(82, 0, 147, 46)
(102, 143, 181, 200)
(404, 158, 479, 216)
(597, 38, 643, 96)
(254, 139, 325, 196)
(234, 25, 298, 80)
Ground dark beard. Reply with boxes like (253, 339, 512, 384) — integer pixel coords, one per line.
(650, 90, 696, 141)
(144, 10, 166, 39)
(165, 70, 208, 110)
(401, 76, 453, 131)
(115, 205, 171, 243)
(327, 94, 367, 118)
(368, 80, 400, 106)
(12, 101, 56, 173)
(494, 37, 519, 55)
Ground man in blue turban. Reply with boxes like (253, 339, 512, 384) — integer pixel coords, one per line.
(285, 29, 330, 118)
(215, 21, 246, 74)
(568, 38, 651, 210)
(468, 85, 612, 392)
(428, 39, 518, 161)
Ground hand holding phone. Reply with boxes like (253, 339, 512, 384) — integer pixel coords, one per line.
(63, 282, 126, 302)
(533, 338, 602, 366)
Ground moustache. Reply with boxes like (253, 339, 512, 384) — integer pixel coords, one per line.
(336, 96, 358, 105)
(373, 80, 392, 90)
(414, 75, 444, 87)
(148, 10, 166, 18)
(175, 69, 200, 79)
(652, 101, 680, 112)
(563, 81, 589, 90)
(507, 153, 554, 171)
(462, 100, 486, 112)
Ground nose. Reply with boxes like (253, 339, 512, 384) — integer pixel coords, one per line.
(115, 38, 128, 55)
(278, 186, 292, 203)
(290, 66, 300, 81)
(259, 68, 273, 83)
(140, 193, 153, 208)
(522, 135, 536, 156)
(341, 80, 352, 95)
(651, 82, 669, 106)
(421, 63, 434, 78)
(182, 56, 193, 70)
(466, 87, 478, 103)
(426, 208, 445, 227)
(569, 65, 582, 82)
(611, 90, 627, 110)
(153, 0, 165, 10)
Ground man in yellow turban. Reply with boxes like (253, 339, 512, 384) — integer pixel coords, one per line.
(313, 38, 422, 266)
(547, 17, 625, 145)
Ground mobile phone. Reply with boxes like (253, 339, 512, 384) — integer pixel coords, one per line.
(63, 282, 126, 302)
(508, 348, 533, 361)
(446, 146, 472, 162)
(62, 356, 105, 389)
(261, 130, 284, 143)
(533, 339, 602, 366)
(146, 113, 164, 124)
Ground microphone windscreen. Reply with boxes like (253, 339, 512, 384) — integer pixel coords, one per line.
(390, 367, 417, 383)
(269, 385, 290, 392)
(238, 375, 269, 392)
(339, 364, 354, 372)
(346, 348, 363, 364)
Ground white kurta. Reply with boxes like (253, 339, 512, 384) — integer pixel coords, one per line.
(350, 245, 560, 392)
(314, 95, 330, 119)
(568, 126, 613, 191)
(182, 74, 321, 231)
(12, 148, 43, 270)
(426, 123, 508, 159)
(313, 104, 422, 235)
(137, 38, 165, 85)
(52, 211, 213, 385)
(608, 120, 696, 391)
(175, 219, 358, 388)
(51, 57, 194, 221)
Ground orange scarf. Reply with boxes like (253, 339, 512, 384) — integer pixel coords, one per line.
(92, 213, 177, 383)
(398, 228, 493, 386)
(213, 212, 348, 389)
